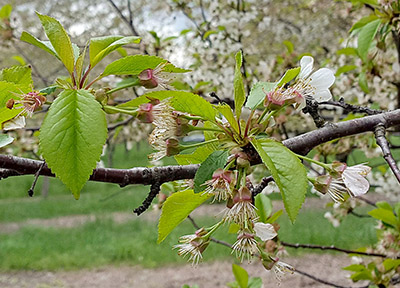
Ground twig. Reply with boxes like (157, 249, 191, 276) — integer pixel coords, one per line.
(12, 40, 49, 87)
(295, 268, 369, 288)
(252, 176, 274, 197)
(374, 124, 400, 184)
(187, 215, 232, 249)
(357, 196, 377, 207)
(349, 210, 370, 218)
(319, 98, 383, 115)
(107, 0, 139, 36)
(133, 170, 161, 215)
(281, 241, 389, 258)
(28, 161, 45, 197)
(302, 98, 327, 128)
(107, 116, 135, 131)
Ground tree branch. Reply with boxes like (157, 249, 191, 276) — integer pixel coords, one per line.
(294, 268, 368, 288)
(3, 109, 400, 185)
(281, 241, 389, 258)
(374, 124, 400, 184)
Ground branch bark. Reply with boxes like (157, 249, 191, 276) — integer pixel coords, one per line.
(2, 109, 400, 186)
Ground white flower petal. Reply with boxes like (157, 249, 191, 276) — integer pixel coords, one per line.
(309, 68, 335, 90)
(298, 56, 314, 79)
(313, 89, 332, 102)
(3, 116, 26, 131)
(346, 164, 371, 176)
(342, 169, 370, 197)
(254, 222, 277, 241)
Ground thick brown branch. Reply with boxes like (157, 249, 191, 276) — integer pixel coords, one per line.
(3, 109, 400, 185)
(0, 154, 199, 186)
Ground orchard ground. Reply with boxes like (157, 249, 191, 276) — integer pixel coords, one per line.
(0, 144, 384, 287)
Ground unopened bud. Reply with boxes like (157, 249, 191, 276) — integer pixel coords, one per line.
(166, 138, 181, 157)
(138, 69, 158, 89)
(137, 103, 154, 123)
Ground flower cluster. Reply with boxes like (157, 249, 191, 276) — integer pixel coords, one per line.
(264, 56, 335, 110)
(173, 228, 210, 265)
(312, 162, 371, 203)
(3, 90, 46, 130)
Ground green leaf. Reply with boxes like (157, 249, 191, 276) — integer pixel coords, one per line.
(246, 82, 276, 110)
(358, 0, 378, 6)
(39, 89, 107, 199)
(0, 4, 12, 19)
(349, 270, 373, 281)
(283, 40, 294, 54)
(116, 90, 177, 109)
(383, 259, 400, 271)
(357, 19, 381, 62)
(248, 278, 263, 288)
(12, 56, 26, 66)
(232, 264, 249, 288)
(36, 12, 76, 74)
(250, 138, 308, 223)
(194, 150, 228, 193)
(214, 103, 239, 133)
(267, 209, 283, 224)
(20, 32, 59, 59)
(75, 44, 87, 82)
(118, 90, 217, 122)
(376, 201, 393, 211)
(255, 194, 273, 223)
(102, 55, 189, 77)
(358, 71, 369, 93)
(343, 264, 366, 272)
(40, 86, 57, 95)
(234, 51, 246, 119)
(157, 189, 210, 243)
(89, 35, 141, 68)
(0, 108, 19, 127)
(170, 91, 217, 121)
(0, 133, 13, 148)
(336, 47, 358, 56)
(335, 65, 357, 76)
(0, 81, 29, 125)
(349, 14, 379, 33)
(203, 30, 218, 40)
(368, 208, 398, 227)
(0, 65, 32, 88)
(276, 67, 301, 87)
(228, 223, 240, 234)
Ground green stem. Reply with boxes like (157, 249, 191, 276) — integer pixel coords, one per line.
(103, 105, 138, 116)
(190, 126, 225, 133)
(256, 108, 270, 124)
(180, 138, 220, 150)
(204, 221, 223, 238)
(224, 158, 236, 171)
(181, 115, 203, 121)
(295, 153, 331, 171)
(85, 74, 101, 90)
(106, 77, 141, 95)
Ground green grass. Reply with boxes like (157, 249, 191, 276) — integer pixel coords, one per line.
(0, 184, 148, 222)
(0, 143, 380, 271)
(0, 217, 235, 271)
(278, 208, 377, 252)
(0, 208, 378, 271)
